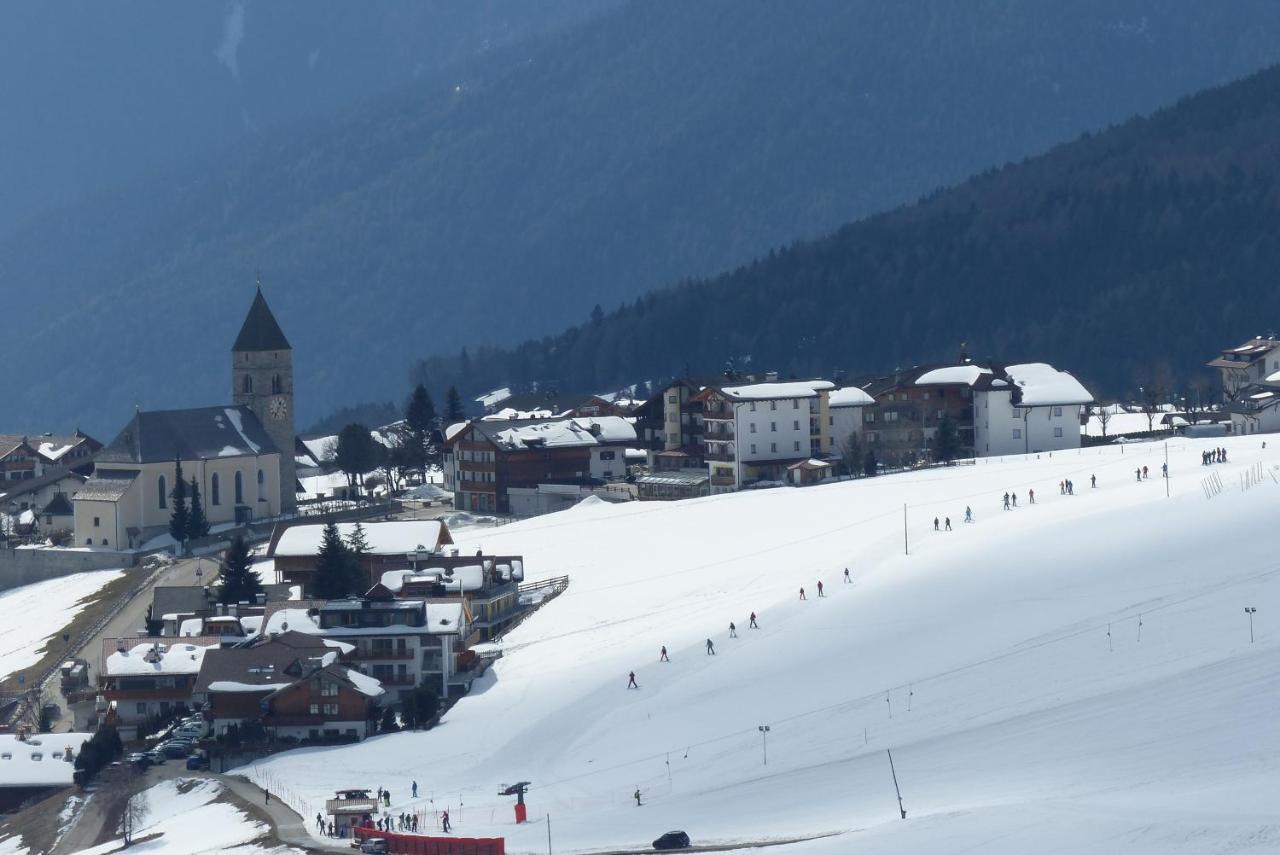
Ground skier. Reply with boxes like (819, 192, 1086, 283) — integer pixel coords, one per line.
(1161, 462, 1168, 478)
(706, 638, 716, 655)
(442, 810, 451, 833)
(627, 671, 638, 689)
(965, 505, 973, 523)
(844, 568, 851, 583)
(1142, 465, 1148, 479)
(749, 612, 759, 628)
(817, 581, 825, 597)
(944, 516, 952, 531)
(934, 516, 940, 531)
(412, 781, 418, 799)
(384, 790, 392, 807)
(634, 789, 642, 807)
(1136, 467, 1141, 482)
(1059, 480, 1065, 495)
(660, 645, 669, 661)
(1002, 492, 1010, 510)
(729, 622, 737, 638)
(1067, 479, 1073, 495)
(1029, 488, 1035, 504)
(1091, 474, 1096, 488)
(316, 812, 323, 831)
(799, 587, 807, 600)
(1012, 492, 1018, 507)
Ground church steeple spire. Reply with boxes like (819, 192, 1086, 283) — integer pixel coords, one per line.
(232, 286, 291, 352)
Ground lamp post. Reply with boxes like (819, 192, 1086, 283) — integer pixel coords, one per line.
(757, 725, 770, 766)
(1245, 607, 1257, 643)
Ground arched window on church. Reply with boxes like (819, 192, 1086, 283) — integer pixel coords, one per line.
(158, 475, 167, 509)
(234, 471, 244, 505)
(257, 469, 266, 502)
(271, 374, 282, 394)
(210, 473, 220, 506)
(242, 374, 253, 394)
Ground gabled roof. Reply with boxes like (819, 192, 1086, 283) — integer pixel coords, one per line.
(75, 469, 138, 502)
(96, 406, 279, 464)
(194, 631, 336, 694)
(232, 288, 291, 352)
(0, 467, 87, 502)
(42, 492, 74, 516)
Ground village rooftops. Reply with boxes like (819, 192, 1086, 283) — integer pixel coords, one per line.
(0, 467, 87, 503)
(861, 361, 1092, 407)
(105, 640, 216, 677)
(717, 379, 834, 401)
(95, 406, 279, 464)
(75, 469, 139, 502)
(193, 631, 341, 695)
(271, 519, 454, 558)
(1207, 335, 1280, 368)
(0, 733, 92, 788)
(483, 416, 636, 450)
(827, 386, 876, 407)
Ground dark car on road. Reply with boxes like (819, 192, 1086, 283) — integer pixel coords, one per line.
(653, 830, 691, 850)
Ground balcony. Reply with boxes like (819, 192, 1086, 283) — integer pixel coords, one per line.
(351, 647, 414, 661)
(704, 447, 736, 462)
(704, 424, 735, 438)
(367, 673, 415, 686)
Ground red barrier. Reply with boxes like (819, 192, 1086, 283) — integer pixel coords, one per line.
(353, 826, 506, 855)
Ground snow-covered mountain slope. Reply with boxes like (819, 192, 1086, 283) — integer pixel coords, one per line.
(246, 436, 1280, 854)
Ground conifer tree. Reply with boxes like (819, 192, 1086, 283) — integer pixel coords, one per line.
(314, 520, 361, 599)
(168, 458, 189, 547)
(445, 386, 465, 423)
(186, 476, 210, 540)
(404, 384, 438, 471)
(346, 521, 370, 560)
(218, 535, 262, 605)
(143, 605, 163, 637)
(934, 413, 961, 463)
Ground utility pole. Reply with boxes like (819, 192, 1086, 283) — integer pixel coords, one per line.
(886, 749, 906, 819)
(903, 504, 908, 555)
(757, 725, 771, 765)
(547, 813, 552, 855)
(1245, 607, 1257, 643)
(1165, 441, 1170, 498)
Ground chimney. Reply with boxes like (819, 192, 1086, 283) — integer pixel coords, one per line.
(765, 371, 779, 383)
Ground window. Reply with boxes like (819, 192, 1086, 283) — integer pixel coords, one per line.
(158, 475, 167, 509)
(241, 374, 252, 394)
(323, 703, 339, 716)
(210, 473, 220, 506)
(1053, 406, 1063, 417)
(257, 469, 266, 502)
(1054, 427, 1064, 438)
(667, 395, 677, 404)
(599, 450, 615, 460)
(750, 444, 757, 455)
(271, 374, 282, 394)
(1012, 428, 1022, 439)
(234, 471, 244, 504)
(101, 539, 108, 546)
(829, 416, 834, 426)
(85, 538, 92, 546)
(792, 400, 799, 409)
(923, 392, 930, 400)
(770, 442, 777, 453)
(794, 441, 801, 451)
(770, 422, 777, 432)
(770, 401, 777, 411)
(320, 680, 339, 697)
(865, 412, 875, 423)
(93, 516, 100, 527)
(750, 423, 757, 433)
(793, 420, 800, 430)
(309, 703, 320, 715)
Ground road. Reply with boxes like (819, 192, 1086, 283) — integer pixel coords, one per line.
(47, 555, 220, 733)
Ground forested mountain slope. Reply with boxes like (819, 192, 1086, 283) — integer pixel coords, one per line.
(415, 63, 1280, 401)
(9, 1, 1280, 429)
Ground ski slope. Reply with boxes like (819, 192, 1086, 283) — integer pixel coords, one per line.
(246, 436, 1280, 854)
(0, 570, 123, 681)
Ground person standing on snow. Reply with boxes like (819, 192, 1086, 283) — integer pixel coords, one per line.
(843, 568, 851, 583)
(706, 638, 716, 655)
(1091, 474, 1096, 488)
(1029, 488, 1035, 504)
(749, 612, 759, 628)
(965, 506, 973, 523)
(944, 517, 952, 531)
(729, 622, 737, 638)
(1162, 462, 1168, 478)
(442, 810, 451, 833)
(934, 516, 940, 531)
(634, 789, 642, 807)
(799, 587, 807, 600)
(817, 581, 825, 597)
(1012, 492, 1018, 507)
(1002, 493, 1010, 510)
(660, 645, 669, 661)
(627, 671, 638, 689)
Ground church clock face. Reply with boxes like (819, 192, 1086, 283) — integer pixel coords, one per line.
(268, 395, 289, 421)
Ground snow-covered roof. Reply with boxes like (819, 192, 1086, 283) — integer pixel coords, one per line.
(208, 679, 290, 693)
(1005, 363, 1094, 406)
(444, 422, 468, 441)
(482, 407, 563, 421)
(492, 417, 636, 450)
(439, 563, 486, 592)
(273, 520, 452, 557)
(178, 618, 204, 637)
(240, 615, 263, 638)
(380, 568, 442, 593)
(262, 608, 321, 636)
(720, 380, 834, 400)
(106, 641, 214, 676)
(345, 668, 385, 698)
(476, 387, 513, 408)
(787, 458, 832, 470)
(425, 602, 465, 635)
(915, 365, 993, 386)
(0, 733, 92, 787)
(828, 386, 875, 407)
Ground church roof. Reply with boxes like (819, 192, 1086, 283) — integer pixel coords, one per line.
(96, 406, 280, 464)
(232, 289, 291, 352)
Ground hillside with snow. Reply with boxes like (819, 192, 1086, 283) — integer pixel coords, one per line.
(247, 436, 1279, 854)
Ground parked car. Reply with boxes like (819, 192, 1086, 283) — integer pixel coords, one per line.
(143, 750, 166, 765)
(653, 830, 691, 850)
(185, 755, 208, 770)
(160, 742, 190, 758)
(360, 839, 388, 854)
(126, 752, 152, 768)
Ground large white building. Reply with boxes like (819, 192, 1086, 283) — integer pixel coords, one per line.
(1207, 335, 1280, 435)
(971, 363, 1093, 456)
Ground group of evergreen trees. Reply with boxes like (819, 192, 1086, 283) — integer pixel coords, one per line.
(313, 521, 370, 599)
(167, 458, 210, 548)
(72, 725, 122, 788)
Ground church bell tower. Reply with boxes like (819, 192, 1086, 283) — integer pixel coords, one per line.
(232, 285, 297, 514)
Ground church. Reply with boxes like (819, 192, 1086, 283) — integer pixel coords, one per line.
(73, 290, 299, 549)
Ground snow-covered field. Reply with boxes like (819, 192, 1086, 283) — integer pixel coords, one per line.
(79, 778, 301, 855)
(245, 436, 1280, 854)
(0, 570, 123, 680)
